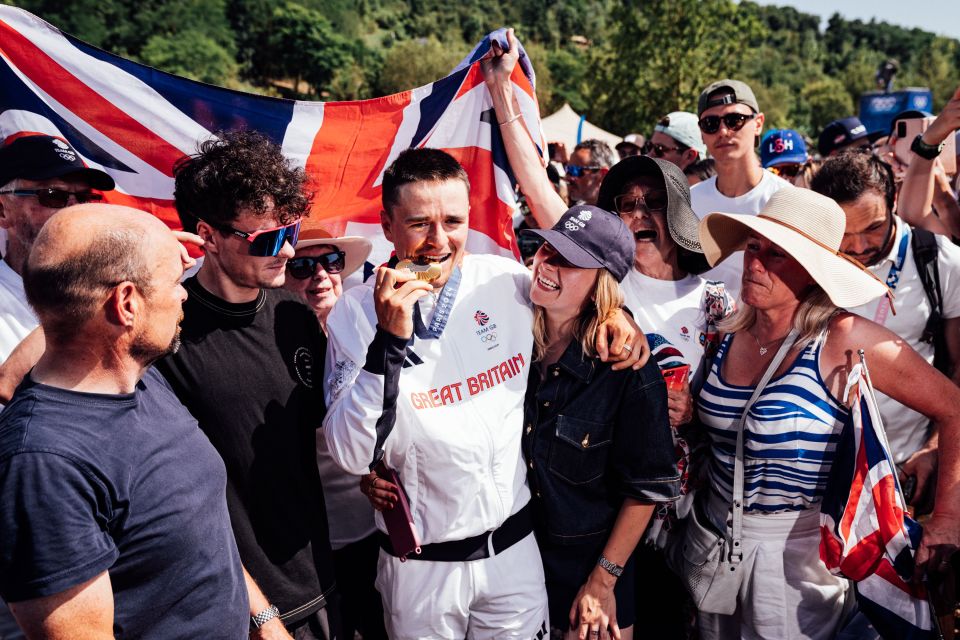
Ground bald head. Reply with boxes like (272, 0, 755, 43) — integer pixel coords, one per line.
(24, 204, 176, 337)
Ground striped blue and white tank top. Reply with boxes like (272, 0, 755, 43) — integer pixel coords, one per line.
(697, 331, 849, 513)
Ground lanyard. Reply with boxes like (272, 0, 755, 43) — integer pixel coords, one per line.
(873, 228, 909, 325)
(413, 265, 461, 340)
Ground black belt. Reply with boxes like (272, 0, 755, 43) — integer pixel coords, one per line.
(379, 502, 533, 562)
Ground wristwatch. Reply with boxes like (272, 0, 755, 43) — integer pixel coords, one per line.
(250, 604, 280, 631)
(597, 554, 624, 578)
(911, 133, 944, 160)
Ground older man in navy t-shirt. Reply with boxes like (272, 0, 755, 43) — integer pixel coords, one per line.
(0, 205, 248, 638)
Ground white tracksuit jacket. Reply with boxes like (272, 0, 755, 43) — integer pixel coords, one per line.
(323, 254, 534, 545)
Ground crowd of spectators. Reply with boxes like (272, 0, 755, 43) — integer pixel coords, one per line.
(1, 25, 960, 640)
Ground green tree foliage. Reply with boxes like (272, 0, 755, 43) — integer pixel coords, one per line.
(140, 31, 239, 85)
(15, 0, 960, 139)
(596, 0, 763, 133)
(259, 2, 353, 98)
(376, 37, 464, 95)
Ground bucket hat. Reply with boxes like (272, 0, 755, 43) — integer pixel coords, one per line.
(597, 155, 701, 253)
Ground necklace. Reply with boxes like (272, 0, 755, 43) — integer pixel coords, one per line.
(747, 329, 787, 356)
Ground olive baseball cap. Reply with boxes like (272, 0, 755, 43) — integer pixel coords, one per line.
(697, 80, 759, 116)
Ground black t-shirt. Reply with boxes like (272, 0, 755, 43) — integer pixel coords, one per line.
(0, 368, 248, 638)
(155, 277, 334, 623)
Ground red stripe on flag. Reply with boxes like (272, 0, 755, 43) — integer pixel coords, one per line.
(447, 146, 519, 258)
(0, 19, 184, 175)
(839, 406, 869, 539)
(303, 93, 411, 227)
(838, 530, 886, 581)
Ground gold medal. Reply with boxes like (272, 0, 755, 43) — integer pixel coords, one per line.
(396, 259, 442, 282)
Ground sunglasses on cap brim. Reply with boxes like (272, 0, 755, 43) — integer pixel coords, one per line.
(205, 219, 302, 257)
(286, 251, 346, 279)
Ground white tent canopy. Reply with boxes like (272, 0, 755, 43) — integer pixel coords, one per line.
(540, 103, 623, 152)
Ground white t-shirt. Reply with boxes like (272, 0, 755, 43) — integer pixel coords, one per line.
(619, 270, 733, 385)
(0, 259, 37, 363)
(847, 218, 960, 462)
(691, 171, 792, 300)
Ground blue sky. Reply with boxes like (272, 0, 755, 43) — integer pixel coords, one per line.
(753, 1, 960, 40)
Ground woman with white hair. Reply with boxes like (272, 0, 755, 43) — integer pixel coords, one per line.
(692, 187, 960, 639)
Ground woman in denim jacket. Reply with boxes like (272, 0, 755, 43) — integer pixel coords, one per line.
(520, 206, 680, 640)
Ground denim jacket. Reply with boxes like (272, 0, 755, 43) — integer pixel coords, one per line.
(522, 340, 680, 546)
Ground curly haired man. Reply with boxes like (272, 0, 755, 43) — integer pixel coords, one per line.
(155, 130, 340, 639)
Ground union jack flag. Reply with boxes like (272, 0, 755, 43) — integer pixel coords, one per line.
(0, 7, 545, 275)
(819, 355, 936, 639)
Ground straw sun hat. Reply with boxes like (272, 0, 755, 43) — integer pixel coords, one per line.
(698, 187, 890, 309)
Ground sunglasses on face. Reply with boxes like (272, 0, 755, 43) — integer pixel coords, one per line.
(697, 112, 757, 135)
(614, 190, 668, 215)
(0, 188, 104, 208)
(564, 164, 602, 178)
(286, 251, 346, 279)
(769, 163, 804, 178)
(644, 142, 682, 158)
(539, 242, 577, 269)
(208, 219, 302, 257)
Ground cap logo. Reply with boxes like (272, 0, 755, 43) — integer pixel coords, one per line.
(770, 138, 793, 153)
(51, 138, 76, 162)
(850, 124, 866, 136)
(833, 133, 847, 144)
(564, 219, 581, 231)
(578, 210, 592, 222)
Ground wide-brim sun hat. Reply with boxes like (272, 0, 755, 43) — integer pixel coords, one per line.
(295, 227, 372, 278)
(698, 187, 890, 309)
(597, 155, 702, 253)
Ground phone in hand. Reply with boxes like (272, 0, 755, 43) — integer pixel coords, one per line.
(893, 117, 957, 175)
(661, 364, 691, 392)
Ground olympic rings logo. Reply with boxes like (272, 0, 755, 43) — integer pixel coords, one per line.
(480, 333, 498, 342)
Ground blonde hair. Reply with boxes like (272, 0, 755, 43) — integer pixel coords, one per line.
(533, 270, 624, 361)
(718, 286, 836, 350)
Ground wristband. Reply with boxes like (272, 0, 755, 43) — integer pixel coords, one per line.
(498, 113, 522, 126)
(250, 604, 280, 630)
(597, 554, 624, 578)
(911, 134, 944, 161)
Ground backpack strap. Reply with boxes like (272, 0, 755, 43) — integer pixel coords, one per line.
(910, 226, 949, 374)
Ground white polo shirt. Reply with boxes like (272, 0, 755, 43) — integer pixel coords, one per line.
(323, 254, 533, 545)
(0, 259, 36, 364)
(847, 217, 960, 462)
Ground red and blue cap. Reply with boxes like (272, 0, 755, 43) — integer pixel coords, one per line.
(760, 129, 809, 168)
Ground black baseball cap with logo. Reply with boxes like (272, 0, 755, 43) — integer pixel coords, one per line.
(0, 135, 114, 190)
(816, 117, 883, 157)
(520, 205, 635, 282)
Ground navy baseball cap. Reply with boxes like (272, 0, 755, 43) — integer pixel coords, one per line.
(760, 129, 809, 168)
(521, 205, 635, 282)
(0, 135, 114, 190)
(817, 117, 883, 157)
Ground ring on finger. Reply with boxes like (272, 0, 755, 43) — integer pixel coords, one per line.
(623, 345, 633, 353)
